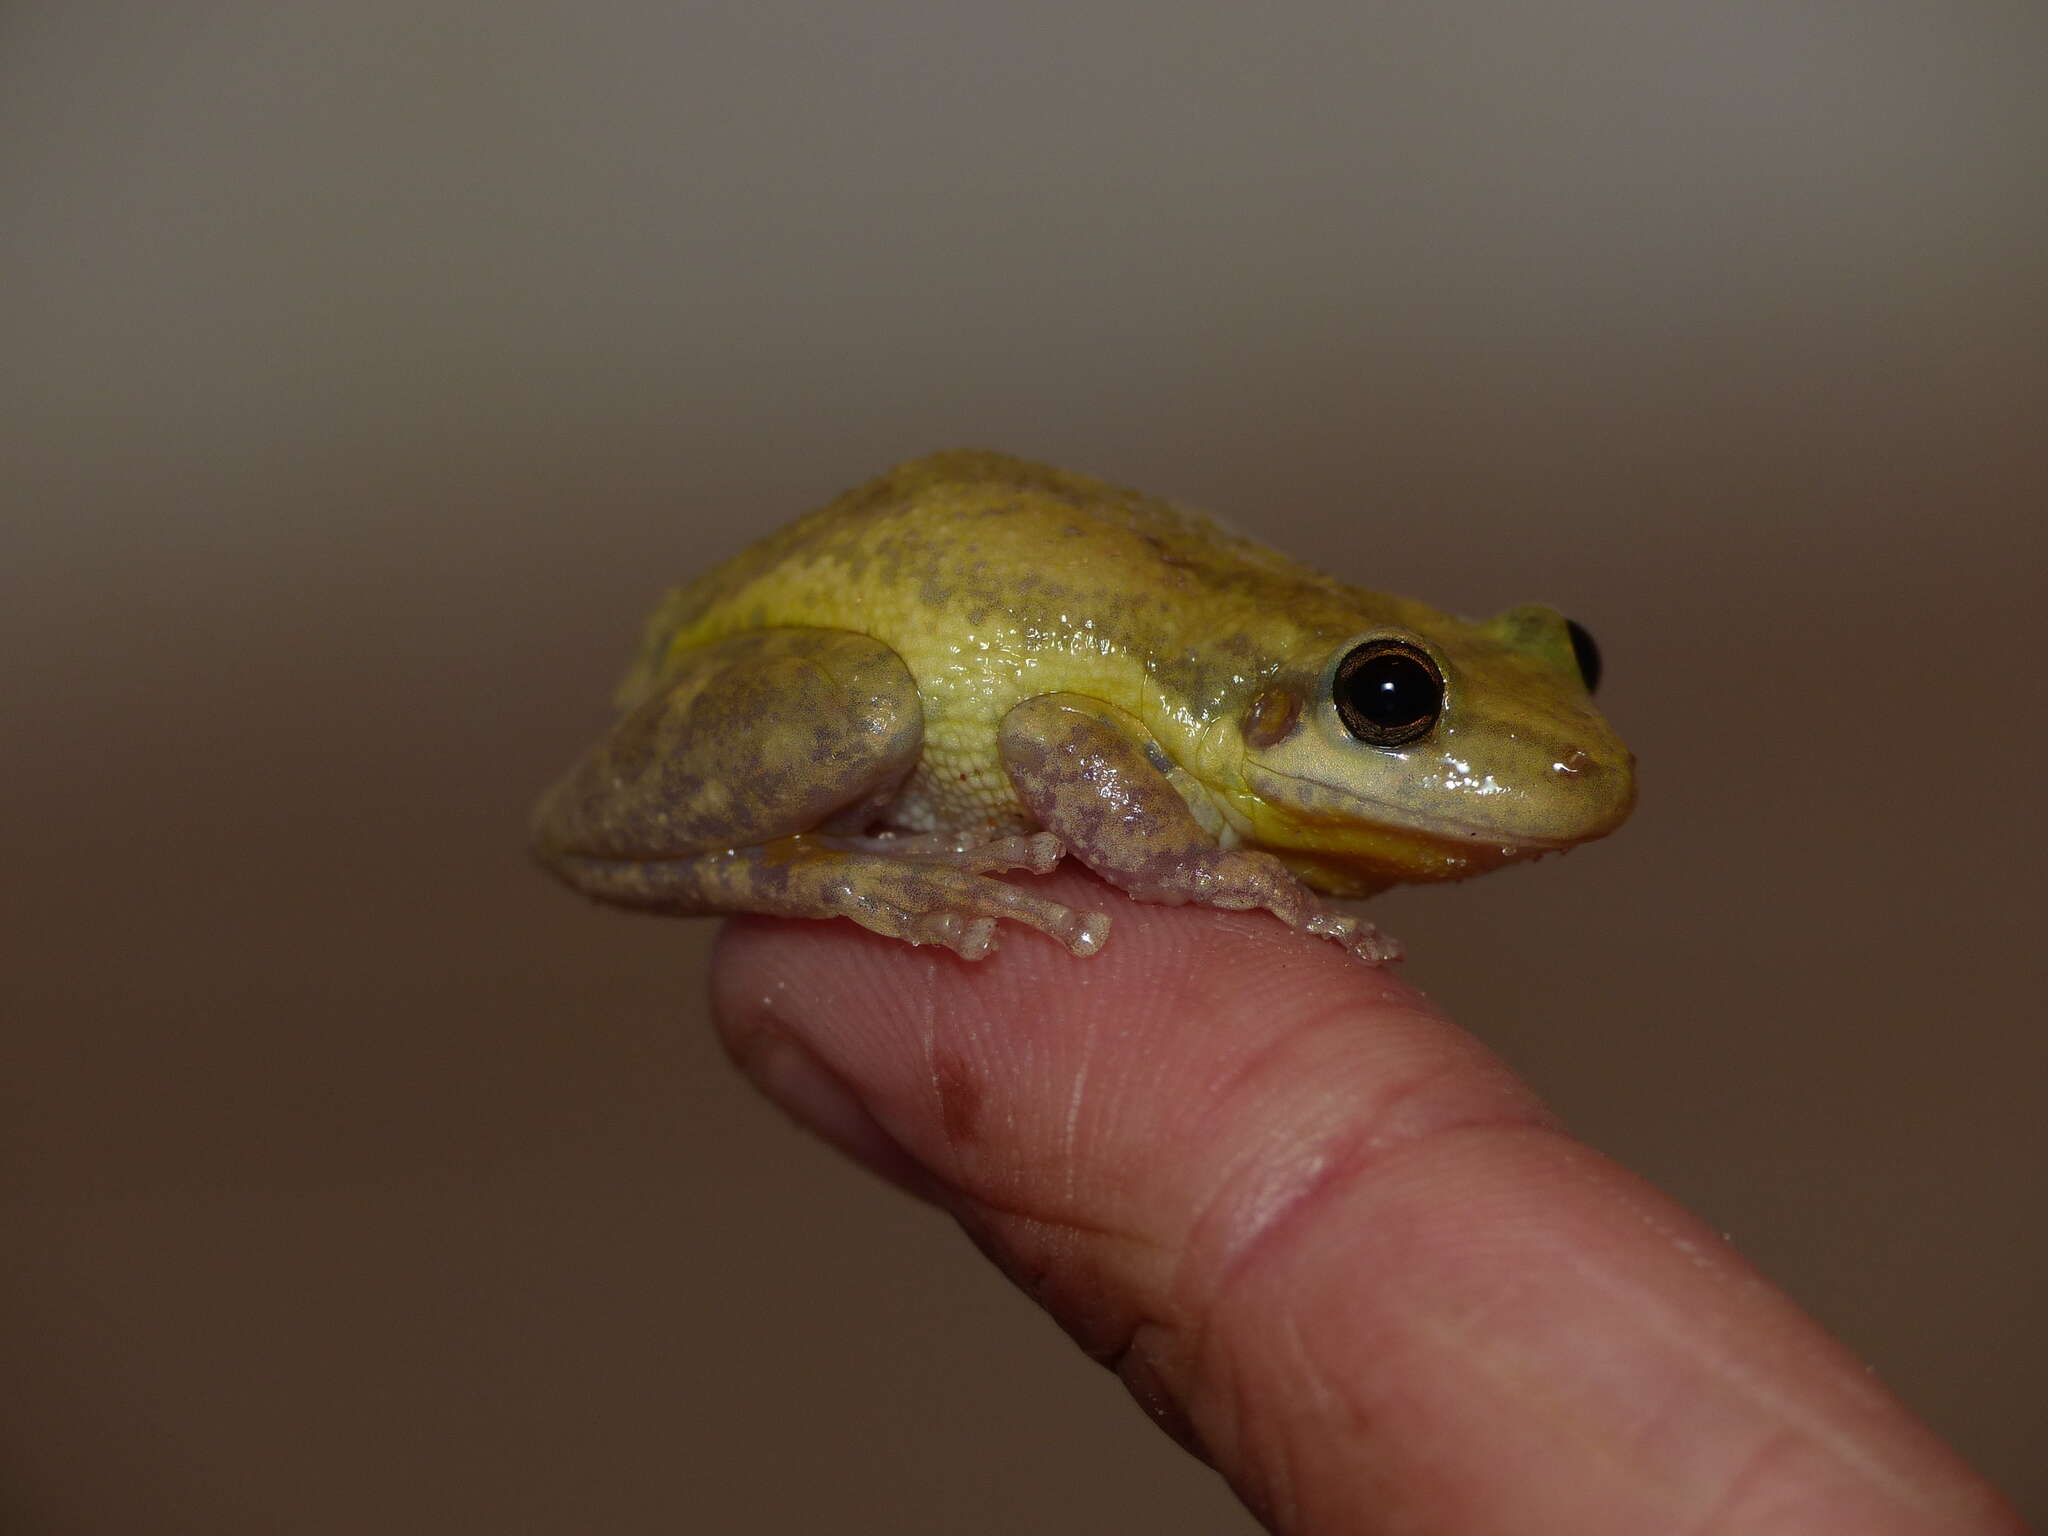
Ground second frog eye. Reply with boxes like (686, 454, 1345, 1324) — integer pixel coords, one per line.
(1565, 618, 1603, 694)
(1333, 639, 1444, 748)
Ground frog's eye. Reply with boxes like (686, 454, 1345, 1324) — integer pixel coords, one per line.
(1565, 619, 1602, 694)
(1333, 639, 1443, 748)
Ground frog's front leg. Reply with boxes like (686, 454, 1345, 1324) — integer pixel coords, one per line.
(997, 694, 1402, 964)
(531, 628, 1108, 960)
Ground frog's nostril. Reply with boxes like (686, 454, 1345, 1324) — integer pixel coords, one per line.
(1551, 748, 1594, 777)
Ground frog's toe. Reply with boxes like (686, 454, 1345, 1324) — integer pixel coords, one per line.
(906, 910, 1000, 960)
(947, 831, 1065, 876)
(1346, 925, 1404, 966)
(971, 877, 1111, 958)
(1065, 908, 1113, 957)
(825, 829, 1067, 876)
(1009, 831, 1067, 875)
(1301, 909, 1360, 942)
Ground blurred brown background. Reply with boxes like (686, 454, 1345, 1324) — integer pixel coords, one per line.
(2, 2, 2042, 1530)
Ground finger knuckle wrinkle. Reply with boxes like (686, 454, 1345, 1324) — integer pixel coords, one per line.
(1187, 1058, 1546, 1332)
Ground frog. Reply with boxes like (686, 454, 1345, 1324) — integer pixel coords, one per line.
(531, 451, 1634, 964)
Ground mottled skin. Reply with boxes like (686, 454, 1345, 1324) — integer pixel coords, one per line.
(533, 451, 1635, 962)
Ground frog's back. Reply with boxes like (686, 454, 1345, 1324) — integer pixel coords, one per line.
(620, 451, 1367, 707)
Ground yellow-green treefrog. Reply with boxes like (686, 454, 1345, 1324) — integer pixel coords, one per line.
(532, 452, 1634, 963)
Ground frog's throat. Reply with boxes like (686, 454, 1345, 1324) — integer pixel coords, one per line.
(1238, 764, 1576, 856)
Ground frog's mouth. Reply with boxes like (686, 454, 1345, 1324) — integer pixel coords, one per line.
(1238, 763, 1582, 873)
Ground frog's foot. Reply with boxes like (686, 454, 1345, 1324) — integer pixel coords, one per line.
(551, 842, 1109, 961)
(1000, 693, 1406, 967)
(825, 855, 1110, 959)
(820, 829, 1066, 877)
(1150, 847, 1403, 965)
(803, 843, 1109, 958)
(1293, 898, 1403, 964)
(1343, 922, 1403, 966)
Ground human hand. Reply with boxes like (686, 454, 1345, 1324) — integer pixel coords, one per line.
(711, 871, 2021, 1535)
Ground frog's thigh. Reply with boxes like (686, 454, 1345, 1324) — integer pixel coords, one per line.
(535, 632, 1109, 960)
(533, 627, 922, 861)
(998, 694, 1400, 963)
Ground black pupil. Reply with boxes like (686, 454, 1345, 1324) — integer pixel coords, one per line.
(1334, 642, 1442, 746)
(1565, 618, 1602, 693)
(1350, 655, 1435, 726)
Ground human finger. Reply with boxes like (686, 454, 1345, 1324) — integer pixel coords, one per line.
(711, 873, 2021, 1535)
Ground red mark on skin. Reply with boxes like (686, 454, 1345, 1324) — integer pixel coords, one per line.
(933, 1047, 983, 1147)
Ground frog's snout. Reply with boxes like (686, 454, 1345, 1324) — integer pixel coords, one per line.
(1543, 743, 1637, 842)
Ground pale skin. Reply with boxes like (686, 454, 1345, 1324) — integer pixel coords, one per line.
(711, 874, 2027, 1535)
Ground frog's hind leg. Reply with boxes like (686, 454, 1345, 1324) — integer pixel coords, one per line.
(820, 828, 1066, 874)
(548, 841, 1110, 960)
(532, 628, 1108, 959)
(533, 627, 927, 863)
